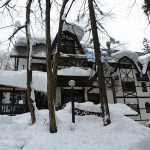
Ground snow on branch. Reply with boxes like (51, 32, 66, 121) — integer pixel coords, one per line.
(8, 25, 26, 41)
(0, 0, 12, 8)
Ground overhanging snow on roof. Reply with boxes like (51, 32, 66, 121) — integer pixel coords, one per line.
(0, 67, 95, 92)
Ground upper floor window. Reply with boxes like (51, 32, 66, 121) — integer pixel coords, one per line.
(141, 82, 147, 92)
(61, 39, 75, 54)
(122, 81, 136, 92)
(145, 102, 150, 113)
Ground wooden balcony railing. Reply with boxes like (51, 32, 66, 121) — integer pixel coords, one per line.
(0, 104, 29, 115)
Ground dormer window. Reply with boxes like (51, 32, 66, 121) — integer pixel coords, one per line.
(61, 39, 75, 54)
(141, 82, 147, 92)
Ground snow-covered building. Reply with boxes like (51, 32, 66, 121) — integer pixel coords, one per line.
(0, 23, 150, 125)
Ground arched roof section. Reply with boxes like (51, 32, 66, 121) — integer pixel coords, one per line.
(114, 56, 141, 74)
(52, 30, 84, 54)
(111, 50, 141, 74)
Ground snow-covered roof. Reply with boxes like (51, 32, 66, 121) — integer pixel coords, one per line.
(14, 22, 84, 47)
(111, 50, 139, 63)
(15, 37, 46, 47)
(11, 44, 46, 58)
(0, 68, 95, 92)
(111, 49, 150, 74)
(139, 53, 150, 74)
(83, 47, 116, 63)
(62, 22, 84, 41)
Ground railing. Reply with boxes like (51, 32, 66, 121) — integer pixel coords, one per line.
(0, 104, 29, 115)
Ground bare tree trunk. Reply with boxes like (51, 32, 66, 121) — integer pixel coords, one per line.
(88, 0, 111, 126)
(53, 0, 69, 102)
(26, 0, 36, 124)
(46, 0, 57, 133)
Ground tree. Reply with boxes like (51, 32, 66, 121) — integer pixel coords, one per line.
(142, 38, 150, 52)
(142, 0, 150, 22)
(46, 0, 75, 133)
(26, 0, 36, 124)
(45, 0, 57, 133)
(88, 0, 111, 126)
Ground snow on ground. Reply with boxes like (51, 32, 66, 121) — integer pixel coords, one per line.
(75, 102, 138, 115)
(0, 102, 149, 150)
(0, 68, 95, 92)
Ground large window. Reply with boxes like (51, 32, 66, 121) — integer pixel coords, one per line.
(145, 102, 150, 113)
(0, 90, 26, 105)
(122, 81, 136, 92)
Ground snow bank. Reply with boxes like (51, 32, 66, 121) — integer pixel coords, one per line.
(139, 53, 150, 74)
(0, 68, 94, 92)
(0, 102, 149, 150)
(75, 102, 138, 115)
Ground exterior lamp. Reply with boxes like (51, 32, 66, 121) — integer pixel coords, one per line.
(69, 80, 75, 88)
(68, 80, 75, 123)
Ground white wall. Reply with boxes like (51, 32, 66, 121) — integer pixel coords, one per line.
(18, 58, 46, 70)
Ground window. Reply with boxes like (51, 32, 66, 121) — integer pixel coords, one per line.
(122, 82, 136, 92)
(141, 82, 147, 92)
(32, 63, 46, 72)
(127, 104, 139, 113)
(61, 40, 75, 54)
(145, 102, 150, 113)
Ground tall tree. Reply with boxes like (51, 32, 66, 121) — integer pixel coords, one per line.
(88, 0, 111, 126)
(26, 0, 36, 124)
(45, 0, 57, 133)
(46, 0, 74, 133)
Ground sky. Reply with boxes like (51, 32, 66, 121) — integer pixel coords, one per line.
(0, 0, 150, 53)
(102, 0, 150, 52)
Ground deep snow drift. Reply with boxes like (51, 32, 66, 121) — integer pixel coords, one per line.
(0, 102, 150, 150)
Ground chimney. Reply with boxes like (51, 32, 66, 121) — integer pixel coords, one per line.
(106, 41, 111, 56)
